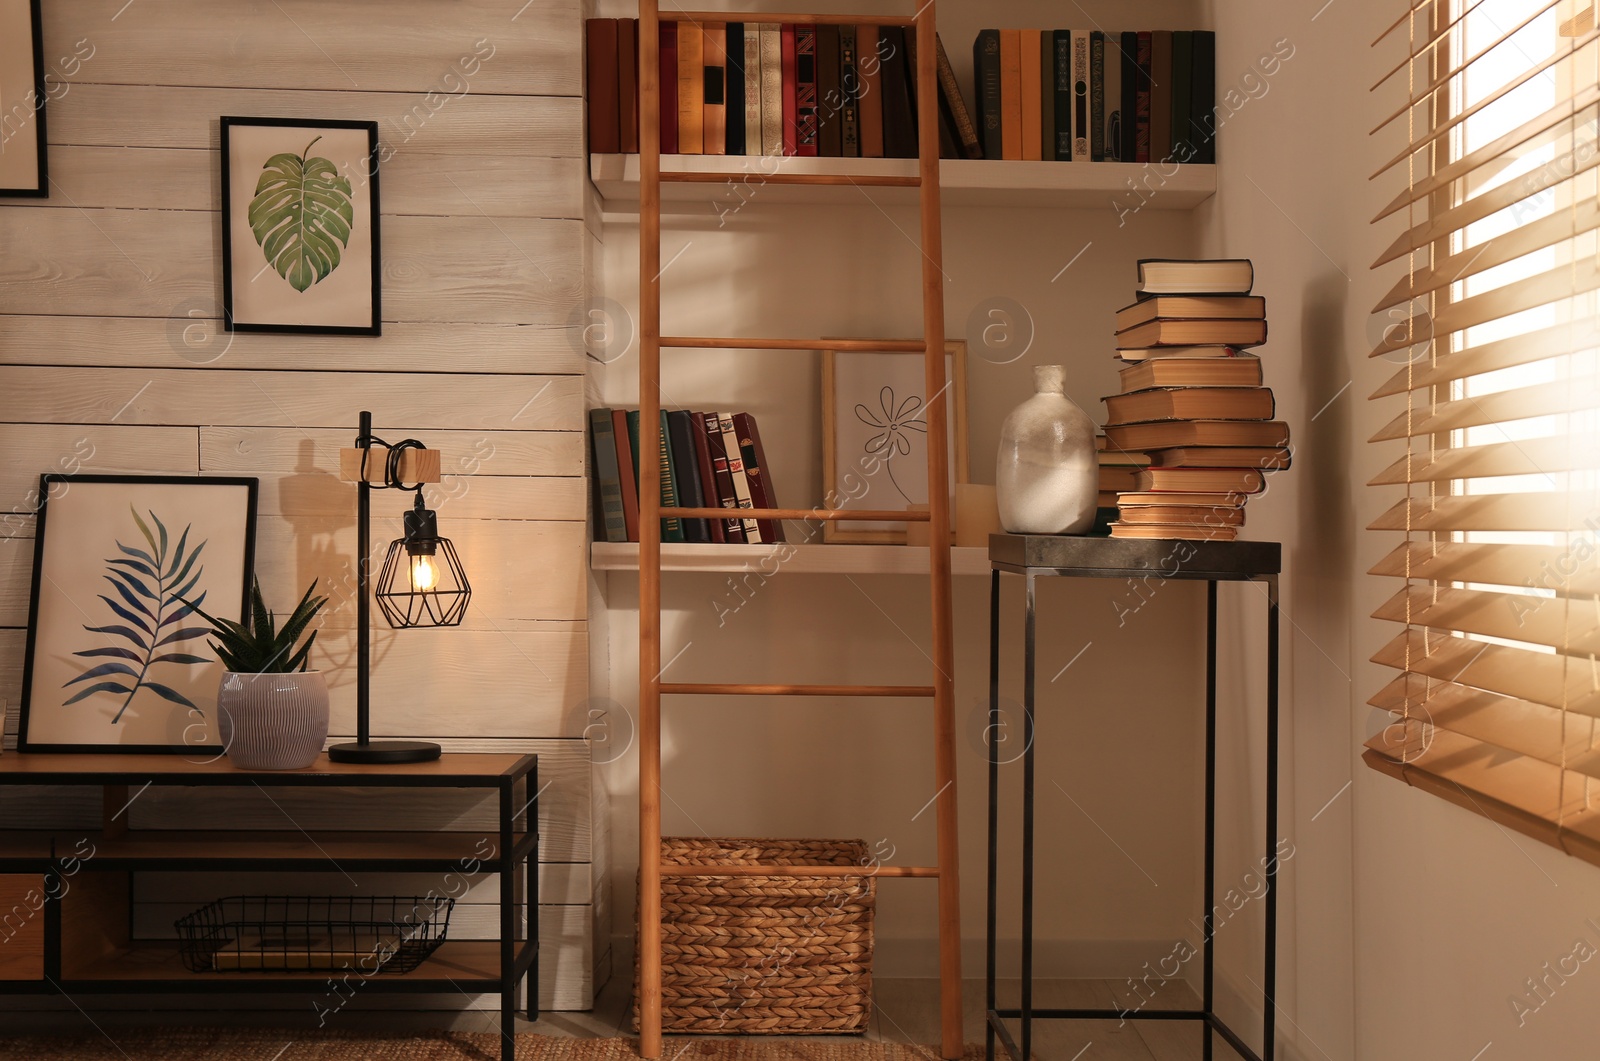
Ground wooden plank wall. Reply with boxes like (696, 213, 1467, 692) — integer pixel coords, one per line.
(0, 0, 603, 1011)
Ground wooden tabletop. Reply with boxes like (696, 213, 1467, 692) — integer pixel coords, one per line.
(988, 533, 1281, 579)
(0, 752, 535, 786)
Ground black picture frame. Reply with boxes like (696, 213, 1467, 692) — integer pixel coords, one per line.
(0, 0, 49, 197)
(18, 475, 260, 755)
(219, 116, 382, 336)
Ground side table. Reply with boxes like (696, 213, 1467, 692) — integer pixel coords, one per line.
(985, 534, 1281, 1061)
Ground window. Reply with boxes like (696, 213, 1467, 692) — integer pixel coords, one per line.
(1366, 0, 1600, 863)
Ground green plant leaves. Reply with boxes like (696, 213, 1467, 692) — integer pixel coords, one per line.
(247, 136, 354, 293)
(65, 506, 213, 721)
(185, 577, 327, 674)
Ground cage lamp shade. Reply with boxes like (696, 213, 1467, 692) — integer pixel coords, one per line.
(375, 494, 470, 629)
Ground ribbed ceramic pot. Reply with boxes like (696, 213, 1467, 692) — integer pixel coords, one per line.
(995, 364, 1098, 535)
(216, 671, 329, 770)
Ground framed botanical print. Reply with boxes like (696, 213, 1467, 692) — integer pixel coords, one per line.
(18, 476, 259, 754)
(220, 116, 382, 335)
(0, 0, 47, 196)
(821, 341, 970, 544)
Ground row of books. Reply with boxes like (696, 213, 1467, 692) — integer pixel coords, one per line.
(972, 29, 1216, 164)
(1100, 259, 1289, 542)
(585, 18, 982, 160)
(589, 408, 786, 546)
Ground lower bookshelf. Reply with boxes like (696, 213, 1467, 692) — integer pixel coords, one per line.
(590, 541, 991, 575)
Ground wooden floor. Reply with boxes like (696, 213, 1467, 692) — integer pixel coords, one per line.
(522, 976, 1237, 1061)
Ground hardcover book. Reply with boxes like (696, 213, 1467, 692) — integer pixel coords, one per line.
(1116, 295, 1267, 329)
(1119, 32, 1139, 162)
(1039, 30, 1055, 161)
(612, 408, 640, 542)
(742, 23, 762, 156)
(734, 413, 785, 544)
(1133, 467, 1268, 494)
(1089, 31, 1106, 161)
(973, 29, 1003, 160)
(880, 26, 918, 158)
(585, 19, 621, 154)
(688, 412, 727, 543)
(816, 24, 843, 157)
(1110, 522, 1239, 542)
(861, 25, 887, 158)
(1136, 258, 1256, 296)
(935, 34, 983, 159)
(760, 24, 784, 155)
(796, 25, 820, 156)
(666, 410, 711, 543)
(1171, 30, 1193, 160)
(656, 410, 685, 543)
(1114, 317, 1268, 350)
(1052, 31, 1072, 159)
(1103, 386, 1276, 425)
(1134, 31, 1151, 163)
(717, 411, 762, 542)
(702, 412, 746, 542)
(1149, 446, 1292, 470)
(725, 22, 746, 156)
(999, 29, 1022, 160)
(1191, 31, 1217, 163)
(589, 409, 628, 543)
(1118, 356, 1264, 390)
(1102, 419, 1291, 451)
(840, 25, 861, 157)
(618, 19, 640, 154)
(1150, 30, 1172, 162)
(1071, 31, 1091, 160)
(678, 20, 705, 153)
(1020, 29, 1043, 161)
(702, 24, 728, 156)
(1104, 31, 1123, 160)
(660, 21, 680, 154)
(782, 24, 798, 155)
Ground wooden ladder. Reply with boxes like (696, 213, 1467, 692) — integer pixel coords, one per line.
(634, 4, 962, 1058)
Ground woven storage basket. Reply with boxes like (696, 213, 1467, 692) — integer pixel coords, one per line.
(632, 837, 875, 1035)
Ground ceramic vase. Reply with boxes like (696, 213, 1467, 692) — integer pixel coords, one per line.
(216, 671, 329, 770)
(995, 365, 1098, 535)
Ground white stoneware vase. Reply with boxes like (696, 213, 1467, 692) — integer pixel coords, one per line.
(995, 365, 1098, 535)
(217, 671, 329, 770)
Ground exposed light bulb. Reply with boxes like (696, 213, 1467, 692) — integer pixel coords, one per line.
(410, 553, 438, 591)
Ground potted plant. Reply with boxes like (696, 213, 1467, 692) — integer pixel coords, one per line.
(190, 578, 330, 770)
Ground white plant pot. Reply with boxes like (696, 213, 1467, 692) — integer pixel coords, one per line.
(216, 671, 330, 770)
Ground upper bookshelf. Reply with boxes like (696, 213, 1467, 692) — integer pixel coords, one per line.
(590, 154, 1218, 210)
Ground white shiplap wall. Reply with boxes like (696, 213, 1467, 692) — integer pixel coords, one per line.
(0, 0, 604, 1011)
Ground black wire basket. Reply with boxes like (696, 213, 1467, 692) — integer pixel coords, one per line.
(174, 895, 456, 974)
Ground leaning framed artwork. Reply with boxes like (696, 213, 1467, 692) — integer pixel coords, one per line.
(18, 476, 259, 754)
(220, 116, 382, 335)
(0, 0, 48, 196)
(821, 341, 969, 544)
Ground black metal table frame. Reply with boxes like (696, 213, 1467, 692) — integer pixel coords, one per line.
(0, 757, 539, 1061)
(985, 552, 1280, 1061)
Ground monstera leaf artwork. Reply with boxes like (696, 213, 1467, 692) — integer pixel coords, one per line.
(247, 136, 355, 293)
(64, 506, 213, 719)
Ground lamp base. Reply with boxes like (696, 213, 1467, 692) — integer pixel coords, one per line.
(327, 739, 442, 764)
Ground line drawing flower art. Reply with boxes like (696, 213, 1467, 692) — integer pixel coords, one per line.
(855, 385, 927, 504)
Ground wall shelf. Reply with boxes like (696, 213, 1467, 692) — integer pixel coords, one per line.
(590, 154, 1217, 210)
(592, 541, 992, 576)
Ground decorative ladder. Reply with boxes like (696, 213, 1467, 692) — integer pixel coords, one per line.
(634, 3, 962, 1058)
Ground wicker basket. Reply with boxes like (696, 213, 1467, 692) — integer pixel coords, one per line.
(632, 837, 876, 1035)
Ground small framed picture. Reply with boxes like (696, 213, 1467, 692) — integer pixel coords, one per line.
(220, 116, 382, 335)
(18, 476, 259, 754)
(821, 341, 969, 544)
(0, 0, 48, 196)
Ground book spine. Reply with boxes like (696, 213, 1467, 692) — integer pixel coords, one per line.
(933, 35, 981, 160)
(1191, 30, 1216, 163)
(1150, 30, 1172, 162)
(733, 413, 784, 544)
(1071, 31, 1090, 160)
(1104, 30, 1122, 160)
(702, 413, 746, 543)
(660, 21, 679, 154)
(589, 409, 628, 543)
(678, 20, 704, 153)
(724, 23, 745, 156)
(796, 25, 819, 156)
(666, 411, 710, 543)
(618, 19, 639, 154)
(1053, 31, 1072, 160)
(1119, 32, 1138, 162)
(860, 25, 886, 158)
(816, 24, 842, 157)
(655, 411, 684, 543)
(880, 26, 917, 158)
(702, 24, 727, 156)
(1134, 31, 1151, 163)
(612, 409, 640, 542)
(998, 30, 1022, 160)
(718, 412, 762, 543)
(1037, 30, 1055, 160)
(689, 412, 726, 543)
(585, 19, 621, 154)
(840, 26, 861, 158)
(1019, 29, 1042, 161)
(760, 25, 783, 156)
(1171, 30, 1193, 161)
(781, 25, 798, 156)
(1089, 31, 1105, 161)
(742, 22, 762, 155)
(973, 30, 1002, 161)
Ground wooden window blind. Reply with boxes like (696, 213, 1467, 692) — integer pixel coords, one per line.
(1366, 0, 1600, 864)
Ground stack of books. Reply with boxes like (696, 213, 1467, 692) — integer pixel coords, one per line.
(1100, 259, 1290, 541)
(971, 29, 1216, 163)
(584, 19, 981, 160)
(588, 408, 786, 546)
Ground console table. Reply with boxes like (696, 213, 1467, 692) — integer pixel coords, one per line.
(985, 534, 1281, 1061)
(0, 752, 538, 1061)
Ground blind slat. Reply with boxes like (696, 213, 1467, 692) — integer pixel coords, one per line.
(1423, 258, 1600, 339)
(1372, 628, 1600, 716)
(1369, 375, 1600, 441)
(1368, 492, 1600, 533)
(1368, 435, 1600, 484)
(1374, 584, 1600, 656)
(1369, 318, 1598, 387)
(1370, 541, 1600, 596)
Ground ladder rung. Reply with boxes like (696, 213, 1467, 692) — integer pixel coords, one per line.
(659, 170, 921, 189)
(662, 682, 936, 697)
(657, 864, 940, 878)
(660, 336, 928, 352)
(659, 11, 919, 27)
(661, 507, 930, 522)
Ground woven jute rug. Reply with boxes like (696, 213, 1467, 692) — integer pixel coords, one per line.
(0, 1029, 985, 1061)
